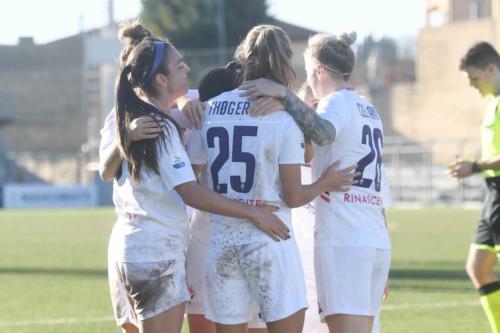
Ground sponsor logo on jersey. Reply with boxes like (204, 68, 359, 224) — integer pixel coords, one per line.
(343, 192, 382, 206)
(233, 198, 265, 206)
(172, 155, 186, 169)
(173, 161, 185, 169)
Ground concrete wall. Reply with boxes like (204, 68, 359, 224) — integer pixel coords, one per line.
(450, 0, 491, 21)
(0, 37, 84, 152)
(389, 18, 499, 162)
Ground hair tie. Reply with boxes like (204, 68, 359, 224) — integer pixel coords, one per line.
(320, 62, 350, 76)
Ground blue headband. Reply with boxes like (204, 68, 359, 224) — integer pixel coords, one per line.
(142, 41, 166, 86)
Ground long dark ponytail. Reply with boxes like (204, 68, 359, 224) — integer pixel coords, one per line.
(115, 36, 182, 182)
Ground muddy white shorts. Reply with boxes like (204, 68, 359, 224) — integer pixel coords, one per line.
(108, 259, 190, 326)
(205, 239, 308, 324)
(314, 246, 391, 321)
(185, 236, 266, 328)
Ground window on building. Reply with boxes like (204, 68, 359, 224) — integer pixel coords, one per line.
(469, 1, 480, 20)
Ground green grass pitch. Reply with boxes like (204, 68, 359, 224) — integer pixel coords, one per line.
(0, 207, 496, 332)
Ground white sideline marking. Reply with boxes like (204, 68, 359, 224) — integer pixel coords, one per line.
(0, 316, 114, 327)
(0, 301, 480, 327)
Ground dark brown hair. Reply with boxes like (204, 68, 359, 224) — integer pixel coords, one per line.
(115, 21, 182, 181)
(460, 41, 500, 70)
(198, 61, 244, 102)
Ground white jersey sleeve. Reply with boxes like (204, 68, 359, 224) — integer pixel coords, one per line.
(99, 108, 116, 161)
(317, 95, 349, 136)
(158, 122, 197, 190)
(278, 118, 305, 165)
(187, 128, 207, 165)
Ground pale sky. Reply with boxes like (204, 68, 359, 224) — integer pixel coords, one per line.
(0, 0, 426, 45)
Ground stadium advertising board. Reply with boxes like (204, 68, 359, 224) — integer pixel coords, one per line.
(3, 184, 97, 209)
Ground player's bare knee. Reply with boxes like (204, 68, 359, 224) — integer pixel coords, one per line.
(466, 259, 492, 282)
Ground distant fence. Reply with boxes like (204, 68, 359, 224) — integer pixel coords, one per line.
(384, 137, 484, 206)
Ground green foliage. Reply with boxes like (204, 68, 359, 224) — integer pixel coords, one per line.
(140, 0, 269, 48)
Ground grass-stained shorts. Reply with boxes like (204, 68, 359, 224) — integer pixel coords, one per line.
(108, 259, 190, 326)
(205, 239, 308, 324)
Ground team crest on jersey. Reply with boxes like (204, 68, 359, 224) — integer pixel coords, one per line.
(171, 155, 185, 169)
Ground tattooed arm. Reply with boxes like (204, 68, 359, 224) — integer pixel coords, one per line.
(282, 89, 336, 146)
(240, 79, 336, 146)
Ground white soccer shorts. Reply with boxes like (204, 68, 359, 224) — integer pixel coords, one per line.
(314, 246, 391, 321)
(205, 239, 308, 324)
(185, 235, 266, 328)
(108, 259, 190, 326)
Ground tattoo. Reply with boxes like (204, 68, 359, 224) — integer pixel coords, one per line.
(282, 90, 336, 146)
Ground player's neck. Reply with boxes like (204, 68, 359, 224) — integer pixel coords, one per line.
(494, 76, 500, 96)
(317, 79, 351, 99)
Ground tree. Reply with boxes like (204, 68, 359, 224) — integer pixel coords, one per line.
(141, 0, 269, 49)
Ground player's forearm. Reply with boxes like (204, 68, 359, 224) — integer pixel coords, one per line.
(304, 142, 313, 164)
(99, 146, 123, 181)
(478, 156, 500, 171)
(282, 90, 336, 146)
(176, 181, 256, 220)
(283, 179, 328, 208)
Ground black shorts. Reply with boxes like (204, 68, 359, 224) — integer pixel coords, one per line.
(473, 176, 500, 256)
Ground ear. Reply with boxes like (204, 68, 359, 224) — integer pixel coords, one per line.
(154, 73, 168, 88)
(316, 63, 323, 76)
(486, 63, 498, 74)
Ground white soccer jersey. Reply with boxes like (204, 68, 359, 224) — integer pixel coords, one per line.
(188, 89, 305, 246)
(99, 90, 209, 251)
(312, 89, 391, 249)
(106, 120, 196, 263)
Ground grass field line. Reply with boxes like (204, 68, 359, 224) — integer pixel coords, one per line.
(0, 300, 480, 327)
(0, 315, 115, 327)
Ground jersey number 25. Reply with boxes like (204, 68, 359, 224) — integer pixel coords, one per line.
(207, 126, 258, 194)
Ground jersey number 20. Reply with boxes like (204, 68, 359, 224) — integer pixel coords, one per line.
(353, 125, 383, 192)
(207, 126, 258, 194)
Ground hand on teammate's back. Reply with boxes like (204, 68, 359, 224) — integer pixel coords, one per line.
(127, 116, 164, 143)
(250, 205, 290, 241)
(249, 96, 285, 117)
(320, 161, 359, 192)
(178, 97, 205, 129)
(239, 78, 288, 100)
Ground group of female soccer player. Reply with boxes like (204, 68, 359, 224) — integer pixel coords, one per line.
(99, 19, 391, 333)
